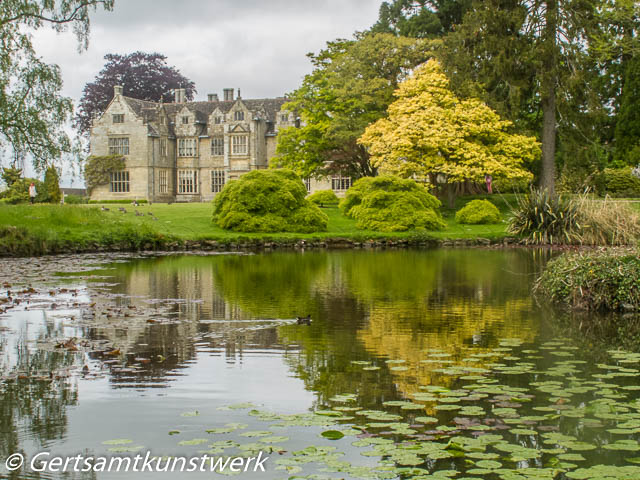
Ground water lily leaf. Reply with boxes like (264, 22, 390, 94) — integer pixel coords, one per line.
(178, 438, 208, 446)
(102, 439, 133, 445)
(321, 430, 344, 440)
(107, 445, 144, 453)
(260, 435, 289, 443)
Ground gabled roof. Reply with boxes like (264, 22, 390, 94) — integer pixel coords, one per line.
(122, 97, 159, 120)
(123, 96, 289, 123)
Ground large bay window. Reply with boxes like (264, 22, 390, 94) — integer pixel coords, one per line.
(178, 170, 198, 194)
(231, 136, 248, 155)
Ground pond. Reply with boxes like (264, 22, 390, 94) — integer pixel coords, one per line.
(1, 249, 639, 479)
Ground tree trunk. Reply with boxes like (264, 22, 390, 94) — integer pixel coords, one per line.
(541, 83, 556, 195)
(446, 182, 456, 209)
(540, 0, 558, 196)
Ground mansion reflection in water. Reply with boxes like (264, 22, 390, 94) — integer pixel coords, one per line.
(80, 250, 547, 397)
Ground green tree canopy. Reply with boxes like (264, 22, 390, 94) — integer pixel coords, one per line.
(0, 0, 113, 170)
(439, 0, 639, 194)
(370, 0, 472, 37)
(273, 33, 432, 180)
(614, 54, 640, 166)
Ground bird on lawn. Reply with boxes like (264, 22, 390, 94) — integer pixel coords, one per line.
(296, 315, 312, 325)
(101, 206, 110, 211)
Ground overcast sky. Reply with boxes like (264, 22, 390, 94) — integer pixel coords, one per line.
(25, 0, 383, 185)
(33, 0, 383, 102)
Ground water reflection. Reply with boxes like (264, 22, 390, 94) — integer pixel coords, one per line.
(0, 311, 79, 460)
(79, 250, 551, 401)
(3, 248, 586, 479)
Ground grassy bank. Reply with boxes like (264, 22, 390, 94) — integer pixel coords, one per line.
(0, 205, 170, 256)
(0, 197, 514, 256)
(3, 195, 638, 256)
(536, 249, 640, 311)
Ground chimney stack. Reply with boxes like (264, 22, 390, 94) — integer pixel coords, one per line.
(174, 88, 186, 103)
(208, 93, 219, 102)
(223, 88, 234, 102)
(114, 85, 123, 97)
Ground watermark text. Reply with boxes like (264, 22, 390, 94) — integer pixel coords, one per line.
(4, 451, 269, 473)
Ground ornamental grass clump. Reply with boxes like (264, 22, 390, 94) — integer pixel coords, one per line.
(307, 189, 339, 207)
(455, 199, 501, 224)
(509, 189, 640, 246)
(212, 169, 328, 233)
(340, 176, 445, 232)
(573, 196, 640, 246)
(507, 189, 581, 245)
(536, 249, 640, 311)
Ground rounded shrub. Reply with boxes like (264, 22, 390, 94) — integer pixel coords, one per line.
(603, 167, 640, 197)
(455, 199, 501, 224)
(212, 169, 328, 233)
(340, 176, 445, 232)
(307, 189, 338, 207)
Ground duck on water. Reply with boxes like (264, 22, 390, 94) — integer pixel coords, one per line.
(296, 315, 312, 325)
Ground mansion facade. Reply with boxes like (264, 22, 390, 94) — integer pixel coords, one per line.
(89, 86, 351, 202)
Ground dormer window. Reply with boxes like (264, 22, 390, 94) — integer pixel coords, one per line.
(112, 114, 124, 124)
(234, 111, 244, 121)
(182, 116, 189, 125)
(214, 116, 222, 125)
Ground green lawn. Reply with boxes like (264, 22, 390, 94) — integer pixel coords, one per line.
(88, 200, 510, 241)
(0, 196, 514, 255)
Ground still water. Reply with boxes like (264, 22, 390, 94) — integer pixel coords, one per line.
(1, 249, 639, 479)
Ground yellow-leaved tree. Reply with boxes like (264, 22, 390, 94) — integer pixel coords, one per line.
(359, 59, 539, 207)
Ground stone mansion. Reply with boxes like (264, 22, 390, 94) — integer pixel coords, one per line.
(89, 86, 351, 202)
